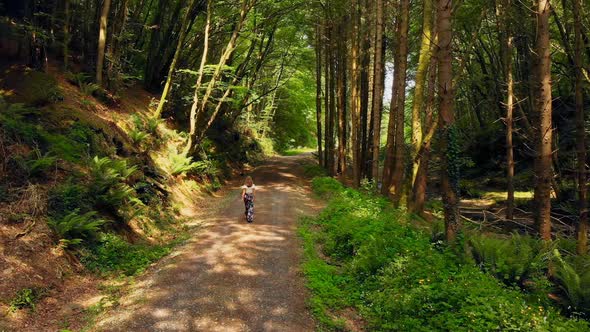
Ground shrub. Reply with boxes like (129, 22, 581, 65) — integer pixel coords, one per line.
(166, 149, 201, 176)
(15, 151, 57, 178)
(47, 210, 105, 246)
(129, 129, 149, 147)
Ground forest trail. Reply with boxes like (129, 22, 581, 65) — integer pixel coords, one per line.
(94, 154, 322, 332)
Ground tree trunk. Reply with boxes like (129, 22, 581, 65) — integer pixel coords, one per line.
(329, 24, 337, 176)
(323, 21, 331, 170)
(573, 0, 588, 254)
(186, 0, 251, 153)
(63, 0, 70, 70)
(350, 0, 361, 187)
(437, 0, 460, 242)
(411, 48, 437, 215)
(96, 0, 112, 85)
(496, 0, 515, 220)
(185, 0, 211, 155)
(155, 0, 196, 118)
(316, 23, 324, 167)
(389, 0, 410, 205)
(533, 0, 553, 242)
(337, 20, 348, 178)
(370, 0, 385, 181)
(410, 0, 434, 189)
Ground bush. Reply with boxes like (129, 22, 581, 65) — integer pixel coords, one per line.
(48, 181, 92, 217)
(47, 210, 105, 246)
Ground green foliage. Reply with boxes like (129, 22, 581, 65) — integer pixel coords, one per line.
(554, 251, 590, 316)
(311, 177, 344, 198)
(129, 129, 149, 146)
(9, 288, 46, 312)
(48, 210, 105, 246)
(303, 162, 326, 178)
(80, 233, 176, 276)
(468, 233, 550, 286)
(48, 181, 93, 217)
(301, 177, 590, 331)
(89, 156, 142, 219)
(167, 150, 201, 176)
(19, 151, 57, 177)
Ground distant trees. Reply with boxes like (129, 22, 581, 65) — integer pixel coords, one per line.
(311, 0, 589, 247)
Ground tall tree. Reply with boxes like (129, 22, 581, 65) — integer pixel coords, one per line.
(438, 0, 460, 241)
(315, 23, 324, 167)
(154, 0, 196, 118)
(533, 0, 553, 241)
(370, 0, 385, 180)
(388, 0, 410, 205)
(350, 0, 362, 187)
(573, 0, 587, 254)
(496, 0, 515, 220)
(409, 0, 434, 191)
(96, 0, 112, 85)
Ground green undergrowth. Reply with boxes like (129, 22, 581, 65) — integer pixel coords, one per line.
(79, 232, 188, 276)
(300, 177, 590, 331)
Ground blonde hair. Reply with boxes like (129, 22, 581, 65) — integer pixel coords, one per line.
(244, 176, 253, 186)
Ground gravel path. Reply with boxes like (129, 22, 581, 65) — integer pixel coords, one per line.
(94, 155, 321, 332)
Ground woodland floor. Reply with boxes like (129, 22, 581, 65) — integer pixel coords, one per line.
(92, 154, 323, 332)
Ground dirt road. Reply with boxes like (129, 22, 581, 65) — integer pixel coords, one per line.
(95, 155, 321, 332)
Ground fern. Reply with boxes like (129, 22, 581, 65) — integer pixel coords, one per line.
(554, 250, 590, 314)
(47, 210, 105, 245)
(129, 129, 149, 146)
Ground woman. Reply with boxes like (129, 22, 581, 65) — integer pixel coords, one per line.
(241, 176, 256, 223)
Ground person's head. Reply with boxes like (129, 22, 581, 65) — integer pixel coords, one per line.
(245, 176, 253, 186)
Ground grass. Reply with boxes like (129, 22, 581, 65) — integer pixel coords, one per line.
(280, 147, 315, 156)
(300, 177, 590, 331)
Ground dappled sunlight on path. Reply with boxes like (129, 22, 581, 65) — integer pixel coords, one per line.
(95, 155, 322, 332)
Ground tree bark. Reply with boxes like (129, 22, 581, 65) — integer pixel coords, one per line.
(370, 0, 385, 181)
(337, 19, 348, 178)
(316, 23, 324, 167)
(96, 0, 112, 85)
(63, 0, 70, 70)
(437, 0, 460, 242)
(389, 0, 410, 205)
(533, 0, 553, 241)
(410, 0, 434, 189)
(350, 0, 362, 187)
(573, 0, 588, 254)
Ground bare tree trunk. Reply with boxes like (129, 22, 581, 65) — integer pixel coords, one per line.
(496, 0, 515, 220)
(410, 0, 434, 189)
(389, 0, 410, 205)
(350, 0, 362, 187)
(96, 0, 112, 85)
(63, 0, 70, 70)
(573, 0, 588, 254)
(437, 0, 460, 242)
(324, 21, 331, 171)
(155, 0, 196, 118)
(371, 0, 385, 181)
(185, 0, 211, 155)
(337, 19, 348, 178)
(533, 0, 553, 241)
(329, 24, 337, 176)
(316, 23, 324, 167)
